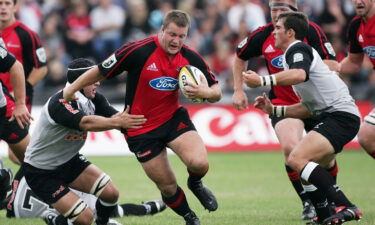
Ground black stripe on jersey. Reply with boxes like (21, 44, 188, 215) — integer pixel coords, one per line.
(285, 42, 313, 81)
(237, 23, 274, 60)
(14, 26, 39, 78)
(48, 91, 85, 130)
(180, 46, 218, 87)
(347, 17, 363, 54)
(0, 46, 16, 73)
(308, 22, 336, 60)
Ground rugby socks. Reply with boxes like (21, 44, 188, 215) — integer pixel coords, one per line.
(304, 184, 332, 222)
(326, 161, 338, 183)
(300, 162, 354, 207)
(118, 203, 147, 216)
(162, 186, 191, 217)
(95, 199, 117, 224)
(187, 168, 208, 187)
(53, 215, 69, 225)
(285, 165, 309, 202)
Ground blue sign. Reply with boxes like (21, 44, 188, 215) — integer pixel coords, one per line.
(149, 77, 178, 91)
(270, 55, 284, 69)
(364, 46, 375, 59)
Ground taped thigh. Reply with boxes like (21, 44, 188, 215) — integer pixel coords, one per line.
(364, 112, 375, 125)
(63, 199, 88, 222)
(90, 173, 111, 197)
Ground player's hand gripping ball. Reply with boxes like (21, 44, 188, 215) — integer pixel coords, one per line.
(178, 65, 206, 103)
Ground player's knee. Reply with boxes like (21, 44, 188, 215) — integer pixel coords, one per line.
(286, 152, 302, 172)
(188, 158, 209, 173)
(99, 182, 119, 204)
(357, 126, 373, 149)
(90, 173, 112, 197)
(159, 181, 178, 196)
(63, 199, 92, 225)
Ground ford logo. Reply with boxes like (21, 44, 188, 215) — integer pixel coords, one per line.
(149, 77, 178, 91)
(270, 55, 284, 69)
(364, 46, 375, 59)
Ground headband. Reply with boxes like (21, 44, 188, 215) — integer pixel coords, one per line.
(271, 3, 298, 11)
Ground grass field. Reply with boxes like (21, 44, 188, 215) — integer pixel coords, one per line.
(0, 150, 374, 225)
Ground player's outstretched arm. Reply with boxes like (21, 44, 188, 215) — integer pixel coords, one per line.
(8, 61, 33, 128)
(79, 106, 146, 131)
(339, 53, 364, 76)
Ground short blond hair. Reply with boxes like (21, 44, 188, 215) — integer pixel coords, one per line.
(163, 10, 190, 28)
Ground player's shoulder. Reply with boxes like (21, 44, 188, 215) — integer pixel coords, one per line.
(348, 16, 362, 30)
(250, 22, 274, 38)
(286, 42, 313, 57)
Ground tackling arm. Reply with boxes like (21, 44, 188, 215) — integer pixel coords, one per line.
(232, 56, 249, 110)
(339, 53, 364, 75)
(26, 66, 48, 86)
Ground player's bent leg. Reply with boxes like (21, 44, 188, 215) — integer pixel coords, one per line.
(7, 134, 30, 164)
(52, 191, 93, 225)
(357, 116, 375, 159)
(141, 150, 199, 224)
(274, 118, 314, 219)
(168, 131, 218, 212)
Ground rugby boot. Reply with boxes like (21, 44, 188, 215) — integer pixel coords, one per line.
(183, 211, 201, 225)
(0, 168, 13, 209)
(302, 200, 317, 220)
(42, 210, 59, 225)
(95, 218, 123, 225)
(322, 206, 362, 225)
(188, 178, 218, 212)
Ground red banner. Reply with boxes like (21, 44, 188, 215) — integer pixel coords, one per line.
(185, 102, 372, 152)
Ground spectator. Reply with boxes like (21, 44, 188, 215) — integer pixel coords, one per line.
(90, 0, 125, 61)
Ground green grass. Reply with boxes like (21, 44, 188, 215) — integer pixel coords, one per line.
(0, 150, 374, 225)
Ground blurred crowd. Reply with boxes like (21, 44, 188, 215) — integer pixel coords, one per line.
(17, 0, 375, 104)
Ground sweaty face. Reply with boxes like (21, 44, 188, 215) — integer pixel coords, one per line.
(83, 82, 100, 99)
(270, 1, 294, 24)
(160, 22, 188, 56)
(273, 18, 288, 50)
(0, 0, 15, 23)
(352, 0, 374, 18)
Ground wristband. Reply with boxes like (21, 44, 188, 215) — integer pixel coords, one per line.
(272, 105, 286, 117)
(259, 75, 277, 86)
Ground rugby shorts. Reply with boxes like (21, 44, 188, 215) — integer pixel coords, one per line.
(24, 154, 91, 204)
(126, 107, 196, 163)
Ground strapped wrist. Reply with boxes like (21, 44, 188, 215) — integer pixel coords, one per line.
(259, 75, 277, 86)
(272, 105, 286, 117)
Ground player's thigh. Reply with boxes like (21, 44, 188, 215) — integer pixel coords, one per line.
(52, 191, 94, 225)
(8, 134, 30, 160)
(141, 149, 176, 187)
(358, 120, 375, 147)
(168, 130, 208, 169)
(288, 131, 336, 171)
(273, 117, 305, 156)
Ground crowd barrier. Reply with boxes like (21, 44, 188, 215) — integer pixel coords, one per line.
(0, 102, 372, 156)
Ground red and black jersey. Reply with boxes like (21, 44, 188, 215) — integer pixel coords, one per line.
(237, 22, 336, 105)
(0, 20, 46, 93)
(98, 35, 218, 137)
(347, 15, 375, 69)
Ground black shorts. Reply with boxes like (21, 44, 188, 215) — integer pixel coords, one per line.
(270, 115, 320, 132)
(0, 116, 28, 144)
(312, 111, 360, 154)
(126, 107, 196, 163)
(23, 154, 91, 204)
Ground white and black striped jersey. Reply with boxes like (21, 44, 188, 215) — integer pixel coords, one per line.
(0, 46, 16, 108)
(282, 41, 360, 117)
(24, 88, 117, 170)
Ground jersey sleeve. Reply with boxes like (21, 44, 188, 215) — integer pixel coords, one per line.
(347, 17, 363, 54)
(307, 22, 336, 60)
(48, 91, 85, 130)
(236, 25, 270, 60)
(182, 47, 218, 87)
(92, 92, 118, 117)
(20, 29, 47, 68)
(0, 46, 16, 73)
(285, 43, 313, 81)
(98, 38, 154, 79)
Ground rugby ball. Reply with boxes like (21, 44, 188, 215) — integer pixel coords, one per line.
(178, 65, 206, 103)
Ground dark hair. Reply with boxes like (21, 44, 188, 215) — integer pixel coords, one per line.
(162, 10, 190, 28)
(278, 12, 308, 40)
(66, 58, 95, 83)
(13, 0, 17, 4)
